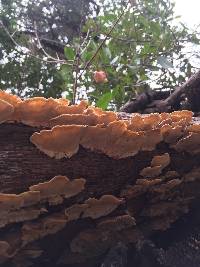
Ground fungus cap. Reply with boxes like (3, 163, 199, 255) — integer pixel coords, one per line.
(140, 166, 162, 178)
(29, 175, 86, 198)
(30, 125, 84, 158)
(0, 99, 14, 123)
(173, 132, 200, 154)
(83, 195, 123, 219)
(151, 153, 170, 169)
(0, 90, 22, 107)
(15, 97, 70, 126)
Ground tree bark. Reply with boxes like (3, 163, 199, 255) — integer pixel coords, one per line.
(1, 119, 200, 267)
(120, 70, 200, 114)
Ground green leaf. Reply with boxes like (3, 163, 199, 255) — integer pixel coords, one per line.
(112, 86, 125, 102)
(103, 47, 112, 59)
(96, 92, 113, 110)
(59, 64, 73, 82)
(157, 56, 173, 69)
(110, 56, 119, 65)
(64, 47, 75, 60)
(82, 51, 93, 62)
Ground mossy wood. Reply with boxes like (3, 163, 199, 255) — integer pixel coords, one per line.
(0, 91, 200, 267)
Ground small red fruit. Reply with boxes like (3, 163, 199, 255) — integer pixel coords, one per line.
(93, 71, 108, 83)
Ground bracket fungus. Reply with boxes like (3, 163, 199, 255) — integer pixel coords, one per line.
(14, 97, 69, 126)
(14, 98, 88, 126)
(161, 124, 184, 144)
(0, 208, 46, 228)
(30, 125, 84, 158)
(21, 194, 123, 246)
(0, 90, 21, 104)
(0, 193, 24, 211)
(65, 195, 123, 221)
(1, 91, 200, 266)
(140, 153, 170, 178)
(0, 192, 42, 228)
(187, 124, 200, 133)
(128, 113, 162, 131)
(0, 99, 14, 123)
(31, 120, 163, 159)
(83, 195, 123, 219)
(151, 153, 170, 168)
(22, 214, 67, 245)
(29, 175, 86, 200)
(49, 113, 99, 127)
(48, 110, 118, 128)
(173, 132, 200, 154)
(0, 175, 85, 229)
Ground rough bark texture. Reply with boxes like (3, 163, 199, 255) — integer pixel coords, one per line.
(1, 117, 200, 267)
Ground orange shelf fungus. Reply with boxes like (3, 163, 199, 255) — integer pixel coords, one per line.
(0, 90, 20, 121)
(49, 113, 99, 127)
(22, 214, 67, 245)
(151, 153, 170, 168)
(141, 129, 163, 151)
(129, 113, 162, 131)
(161, 124, 184, 144)
(19, 191, 41, 207)
(0, 91, 196, 159)
(55, 100, 88, 115)
(0, 193, 24, 211)
(65, 195, 123, 221)
(13, 97, 88, 126)
(48, 110, 117, 128)
(171, 110, 193, 123)
(21, 217, 66, 246)
(29, 175, 86, 199)
(83, 195, 123, 219)
(0, 175, 85, 229)
(140, 166, 163, 178)
(31, 120, 161, 159)
(15, 97, 69, 126)
(140, 153, 170, 178)
(30, 125, 84, 158)
(0, 99, 14, 123)
(0, 90, 200, 266)
(21, 194, 123, 246)
(0, 90, 22, 107)
(173, 132, 200, 154)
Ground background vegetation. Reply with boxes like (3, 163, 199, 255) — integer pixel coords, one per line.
(0, 0, 200, 109)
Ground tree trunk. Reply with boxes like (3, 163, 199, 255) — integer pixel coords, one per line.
(1, 113, 200, 267)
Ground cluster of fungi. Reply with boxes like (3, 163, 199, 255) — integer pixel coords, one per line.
(1, 90, 200, 266)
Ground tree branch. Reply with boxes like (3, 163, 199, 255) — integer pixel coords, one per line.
(77, 1, 130, 80)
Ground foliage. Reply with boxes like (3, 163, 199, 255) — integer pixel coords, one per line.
(0, 0, 200, 110)
(0, 0, 97, 97)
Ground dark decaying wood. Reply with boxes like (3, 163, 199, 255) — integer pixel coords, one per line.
(1, 121, 200, 267)
(120, 70, 200, 114)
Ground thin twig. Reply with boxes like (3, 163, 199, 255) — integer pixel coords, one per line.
(0, 21, 71, 65)
(72, 0, 86, 104)
(77, 1, 130, 80)
(34, 22, 63, 62)
(81, 29, 91, 50)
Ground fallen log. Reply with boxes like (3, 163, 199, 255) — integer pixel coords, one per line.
(0, 91, 200, 266)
